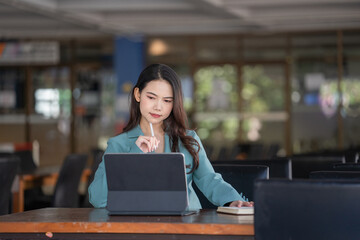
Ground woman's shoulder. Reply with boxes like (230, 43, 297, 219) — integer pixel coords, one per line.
(186, 129, 199, 139)
(105, 131, 132, 153)
(108, 131, 129, 144)
(109, 125, 142, 141)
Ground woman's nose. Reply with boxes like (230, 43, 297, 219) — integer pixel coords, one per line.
(154, 100, 162, 110)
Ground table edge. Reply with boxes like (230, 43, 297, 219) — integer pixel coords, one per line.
(0, 222, 254, 235)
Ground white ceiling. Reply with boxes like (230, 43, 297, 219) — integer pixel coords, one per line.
(0, 0, 360, 39)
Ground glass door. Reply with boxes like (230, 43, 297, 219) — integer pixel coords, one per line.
(31, 67, 71, 166)
(240, 64, 287, 158)
(193, 63, 287, 160)
(193, 64, 240, 160)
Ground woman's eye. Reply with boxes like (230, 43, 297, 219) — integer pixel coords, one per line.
(164, 100, 173, 103)
(147, 96, 155, 100)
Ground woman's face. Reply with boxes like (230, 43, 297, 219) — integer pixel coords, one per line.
(134, 79, 174, 125)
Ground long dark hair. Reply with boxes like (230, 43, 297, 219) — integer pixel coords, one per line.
(123, 63, 200, 173)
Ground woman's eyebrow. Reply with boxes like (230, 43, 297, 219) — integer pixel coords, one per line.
(146, 91, 173, 99)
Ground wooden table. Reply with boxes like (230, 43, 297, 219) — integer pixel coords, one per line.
(0, 208, 254, 240)
(12, 167, 91, 213)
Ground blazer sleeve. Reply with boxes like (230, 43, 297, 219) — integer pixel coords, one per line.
(191, 131, 247, 206)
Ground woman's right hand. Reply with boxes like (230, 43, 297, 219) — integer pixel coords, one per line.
(135, 136, 160, 153)
(229, 200, 254, 208)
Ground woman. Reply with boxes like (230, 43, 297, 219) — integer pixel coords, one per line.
(88, 63, 253, 210)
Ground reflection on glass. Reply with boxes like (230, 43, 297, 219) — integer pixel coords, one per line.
(195, 65, 238, 112)
(0, 90, 16, 108)
(194, 65, 239, 143)
(35, 89, 60, 118)
(319, 79, 360, 118)
(32, 67, 71, 166)
(343, 32, 360, 148)
(181, 76, 193, 112)
(242, 65, 284, 113)
(241, 65, 285, 155)
(0, 69, 25, 113)
(341, 79, 360, 117)
(319, 81, 339, 118)
(34, 88, 71, 119)
(291, 35, 338, 153)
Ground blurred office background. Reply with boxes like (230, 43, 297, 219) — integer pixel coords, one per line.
(1, 0, 360, 166)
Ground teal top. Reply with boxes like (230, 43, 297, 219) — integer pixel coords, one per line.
(88, 125, 246, 210)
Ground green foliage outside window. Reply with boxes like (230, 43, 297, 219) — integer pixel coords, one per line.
(195, 65, 238, 112)
(242, 65, 283, 112)
(194, 64, 284, 143)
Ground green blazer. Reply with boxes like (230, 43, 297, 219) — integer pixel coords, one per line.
(88, 125, 245, 210)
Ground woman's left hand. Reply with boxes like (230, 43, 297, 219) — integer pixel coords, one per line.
(229, 200, 254, 207)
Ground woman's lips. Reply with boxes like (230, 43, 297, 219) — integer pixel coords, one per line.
(150, 113, 161, 118)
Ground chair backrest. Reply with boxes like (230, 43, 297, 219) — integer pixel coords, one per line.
(193, 165, 269, 209)
(247, 144, 266, 159)
(291, 156, 345, 178)
(344, 151, 359, 163)
(14, 150, 37, 173)
(203, 144, 215, 160)
(216, 146, 230, 161)
(230, 143, 279, 160)
(0, 157, 20, 215)
(295, 150, 358, 163)
(52, 154, 87, 207)
(211, 158, 292, 179)
(333, 163, 360, 171)
(254, 179, 360, 240)
(0, 151, 36, 174)
(355, 152, 359, 163)
(309, 171, 360, 180)
(213, 164, 269, 201)
(82, 150, 103, 207)
(89, 149, 103, 185)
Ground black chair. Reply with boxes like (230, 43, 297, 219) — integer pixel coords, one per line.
(247, 144, 265, 159)
(215, 146, 230, 161)
(53, 154, 88, 207)
(193, 165, 269, 209)
(254, 179, 360, 240)
(343, 150, 359, 163)
(203, 144, 215, 160)
(309, 171, 360, 180)
(0, 151, 44, 211)
(13, 150, 42, 205)
(354, 152, 359, 163)
(333, 163, 360, 171)
(296, 149, 358, 163)
(14, 150, 37, 173)
(0, 157, 20, 215)
(291, 156, 345, 178)
(0, 151, 36, 174)
(82, 150, 103, 207)
(211, 158, 292, 179)
(230, 143, 279, 159)
(26, 154, 87, 209)
(89, 149, 104, 184)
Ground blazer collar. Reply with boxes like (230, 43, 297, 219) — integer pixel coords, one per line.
(127, 125, 144, 139)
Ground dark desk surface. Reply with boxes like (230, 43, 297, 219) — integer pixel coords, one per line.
(0, 208, 254, 239)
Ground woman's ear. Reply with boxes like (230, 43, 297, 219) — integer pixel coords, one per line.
(134, 87, 141, 102)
